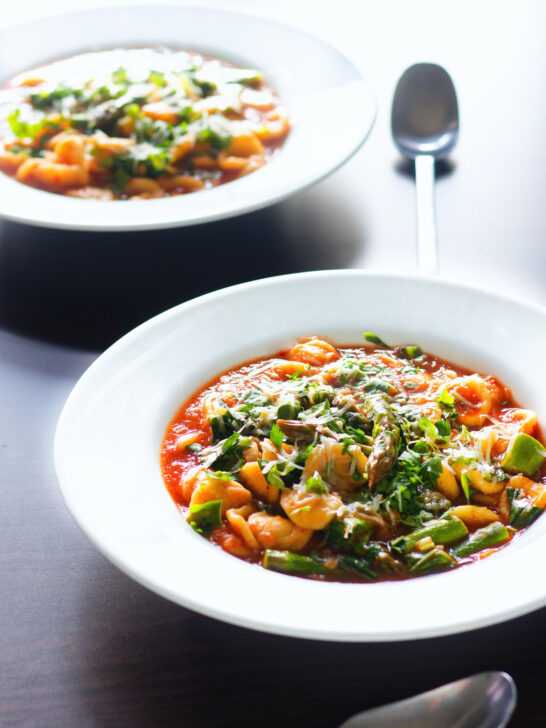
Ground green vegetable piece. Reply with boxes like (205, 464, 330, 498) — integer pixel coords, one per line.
(324, 517, 373, 555)
(188, 499, 222, 535)
(7, 109, 59, 140)
(148, 70, 167, 87)
(337, 555, 377, 580)
(266, 464, 285, 491)
(450, 521, 510, 558)
(421, 455, 443, 486)
(437, 389, 455, 409)
(262, 550, 328, 575)
(220, 68, 263, 85)
(365, 393, 400, 486)
(209, 410, 236, 443)
(306, 474, 327, 494)
(391, 515, 468, 554)
(309, 384, 334, 405)
(410, 548, 457, 574)
(364, 379, 396, 395)
(288, 367, 305, 380)
(460, 472, 471, 504)
(186, 443, 202, 453)
(507, 488, 543, 528)
(270, 422, 284, 451)
(435, 419, 451, 440)
(419, 415, 437, 441)
(112, 67, 129, 85)
(501, 433, 546, 477)
(363, 332, 389, 348)
(512, 504, 542, 528)
(408, 547, 457, 575)
(277, 402, 300, 419)
(194, 112, 233, 150)
(399, 345, 422, 360)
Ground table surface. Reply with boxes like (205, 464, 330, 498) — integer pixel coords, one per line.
(1, 1, 545, 726)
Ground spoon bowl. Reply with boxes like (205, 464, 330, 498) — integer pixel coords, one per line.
(391, 62, 460, 275)
(392, 63, 459, 158)
(339, 672, 517, 728)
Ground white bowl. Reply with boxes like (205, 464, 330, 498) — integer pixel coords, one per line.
(0, 5, 375, 231)
(54, 270, 546, 641)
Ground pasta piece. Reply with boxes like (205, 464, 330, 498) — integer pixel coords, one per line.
(266, 359, 313, 379)
(169, 133, 197, 163)
(54, 134, 85, 166)
(124, 178, 164, 197)
(435, 463, 459, 501)
(239, 154, 266, 177)
(287, 338, 340, 366)
(157, 174, 205, 192)
(248, 512, 312, 551)
(189, 473, 252, 515)
(451, 505, 500, 529)
(223, 131, 264, 158)
(451, 462, 505, 494)
(280, 488, 342, 530)
(242, 440, 260, 462)
(447, 375, 492, 426)
(302, 440, 366, 491)
(471, 492, 500, 507)
(240, 87, 276, 110)
(239, 461, 279, 504)
(191, 156, 217, 169)
(88, 130, 135, 154)
(226, 505, 259, 550)
(16, 158, 89, 188)
(19, 76, 45, 87)
(260, 439, 293, 463)
(508, 475, 546, 508)
(141, 101, 178, 124)
(0, 149, 28, 173)
(217, 153, 251, 171)
(255, 107, 290, 141)
(175, 431, 201, 450)
(215, 529, 255, 559)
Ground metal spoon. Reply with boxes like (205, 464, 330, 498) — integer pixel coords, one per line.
(391, 62, 459, 275)
(338, 672, 516, 728)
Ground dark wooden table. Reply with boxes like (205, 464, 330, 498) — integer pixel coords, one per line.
(1, 1, 545, 726)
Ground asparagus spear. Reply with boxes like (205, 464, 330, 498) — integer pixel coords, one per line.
(263, 550, 329, 575)
(507, 488, 542, 528)
(337, 555, 377, 580)
(324, 517, 373, 555)
(450, 521, 510, 558)
(392, 514, 468, 554)
(365, 394, 400, 486)
(408, 547, 457, 575)
(262, 550, 377, 580)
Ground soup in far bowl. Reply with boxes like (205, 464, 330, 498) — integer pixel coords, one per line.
(0, 47, 290, 200)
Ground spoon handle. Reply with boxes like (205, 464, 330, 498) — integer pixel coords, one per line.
(415, 154, 438, 275)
